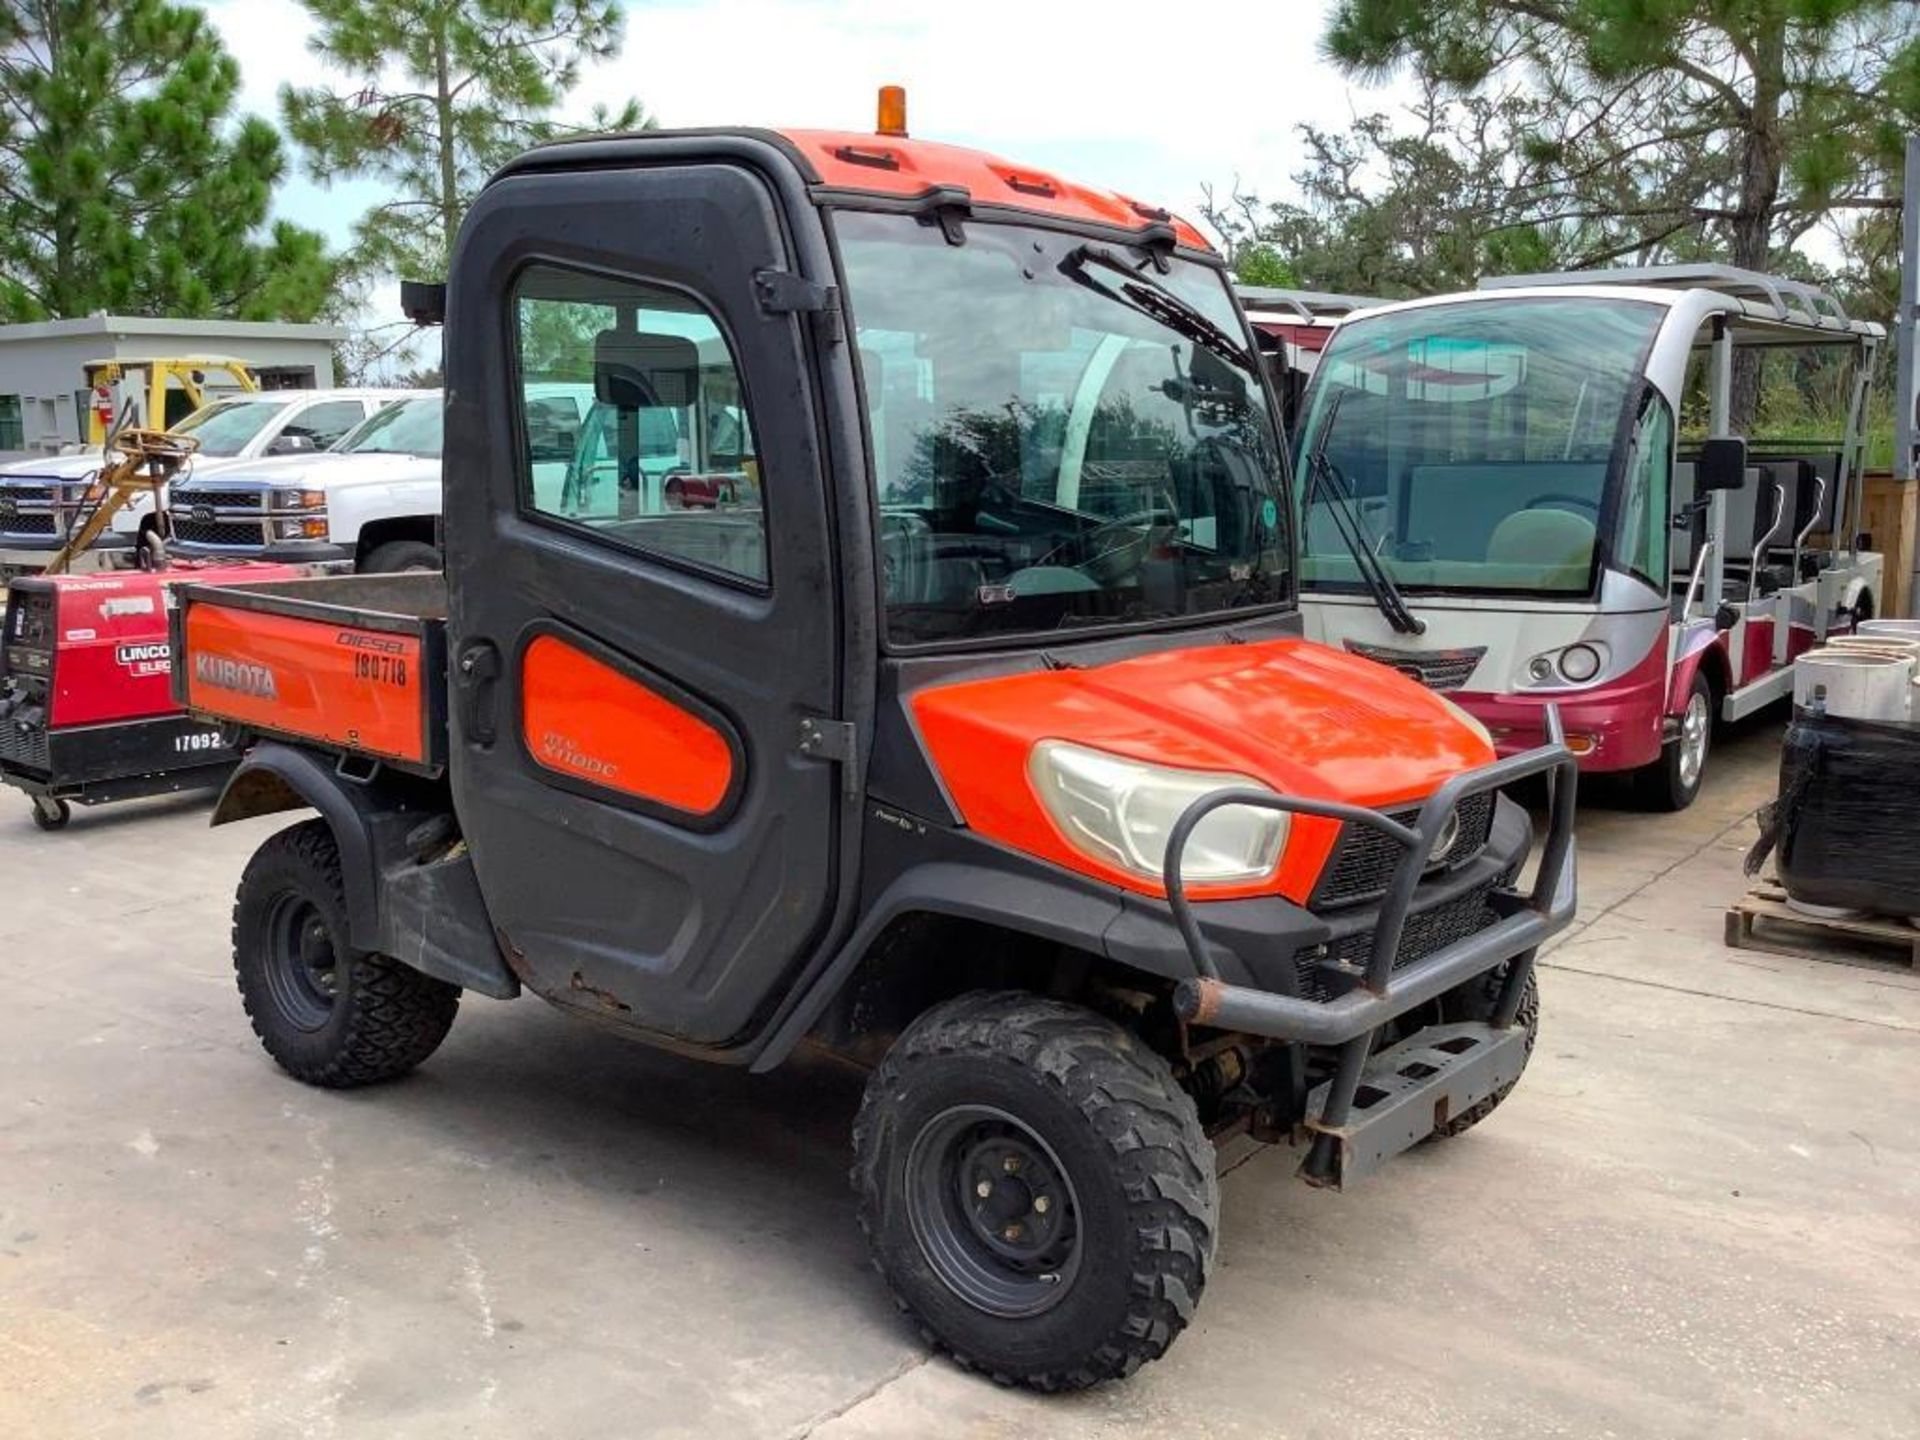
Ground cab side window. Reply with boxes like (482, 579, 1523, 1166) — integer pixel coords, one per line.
(512, 264, 766, 586)
(284, 400, 373, 449)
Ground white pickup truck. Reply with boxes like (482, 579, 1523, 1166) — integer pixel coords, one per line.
(165, 385, 596, 571)
(0, 389, 416, 578)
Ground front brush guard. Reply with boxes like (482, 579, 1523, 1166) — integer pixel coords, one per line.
(1163, 707, 1578, 1185)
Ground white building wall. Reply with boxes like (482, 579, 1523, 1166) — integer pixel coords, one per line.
(0, 317, 348, 453)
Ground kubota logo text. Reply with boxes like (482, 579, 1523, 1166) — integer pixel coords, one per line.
(540, 730, 617, 780)
(195, 652, 278, 700)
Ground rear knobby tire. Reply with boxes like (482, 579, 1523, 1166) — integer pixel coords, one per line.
(852, 991, 1216, 1391)
(1429, 961, 1540, 1139)
(233, 819, 459, 1087)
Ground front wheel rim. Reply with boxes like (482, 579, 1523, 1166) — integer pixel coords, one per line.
(261, 894, 340, 1032)
(1679, 691, 1710, 790)
(904, 1104, 1084, 1318)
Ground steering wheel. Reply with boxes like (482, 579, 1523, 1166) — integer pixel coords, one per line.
(1033, 505, 1178, 585)
(1526, 493, 1600, 516)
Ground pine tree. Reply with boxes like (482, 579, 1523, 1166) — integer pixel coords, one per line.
(0, 0, 337, 321)
(281, 0, 648, 284)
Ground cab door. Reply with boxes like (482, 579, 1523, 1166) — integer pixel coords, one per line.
(442, 159, 846, 1047)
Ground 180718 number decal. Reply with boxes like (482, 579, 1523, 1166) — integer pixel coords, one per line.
(353, 652, 409, 687)
(173, 730, 224, 754)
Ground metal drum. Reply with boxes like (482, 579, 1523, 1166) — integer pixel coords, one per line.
(1791, 648, 1914, 723)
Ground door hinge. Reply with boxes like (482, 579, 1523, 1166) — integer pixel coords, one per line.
(796, 715, 859, 798)
(754, 268, 844, 344)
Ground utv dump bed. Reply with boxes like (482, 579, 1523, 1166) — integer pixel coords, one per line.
(171, 573, 449, 771)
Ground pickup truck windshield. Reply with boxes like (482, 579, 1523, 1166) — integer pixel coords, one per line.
(172, 396, 292, 456)
(1294, 296, 1663, 595)
(340, 395, 444, 458)
(835, 213, 1291, 645)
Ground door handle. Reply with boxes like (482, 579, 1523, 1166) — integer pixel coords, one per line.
(458, 641, 502, 747)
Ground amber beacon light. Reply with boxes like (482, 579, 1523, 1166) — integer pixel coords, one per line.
(876, 85, 908, 137)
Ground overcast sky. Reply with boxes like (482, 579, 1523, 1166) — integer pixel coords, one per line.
(202, 0, 1405, 256)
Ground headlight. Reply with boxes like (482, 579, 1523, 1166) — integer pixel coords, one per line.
(1435, 694, 1494, 748)
(1028, 741, 1289, 884)
(272, 488, 327, 510)
(1524, 641, 1608, 688)
(1557, 642, 1602, 683)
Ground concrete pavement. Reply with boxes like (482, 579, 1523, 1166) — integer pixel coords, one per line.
(2, 719, 1917, 1438)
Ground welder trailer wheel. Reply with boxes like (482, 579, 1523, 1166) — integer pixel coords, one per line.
(852, 991, 1217, 1391)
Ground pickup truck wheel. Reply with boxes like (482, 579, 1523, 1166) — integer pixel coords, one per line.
(852, 991, 1216, 1391)
(233, 819, 459, 1088)
(1428, 961, 1540, 1140)
(360, 540, 441, 574)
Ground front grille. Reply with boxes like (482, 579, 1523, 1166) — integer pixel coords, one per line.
(1, 485, 55, 504)
(172, 488, 264, 512)
(1345, 641, 1486, 693)
(1296, 878, 1505, 1000)
(0, 515, 56, 536)
(171, 517, 266, 547)
(1316, 790, 1497, 907)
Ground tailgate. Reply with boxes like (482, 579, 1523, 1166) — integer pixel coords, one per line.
(170, 574, 448, 772)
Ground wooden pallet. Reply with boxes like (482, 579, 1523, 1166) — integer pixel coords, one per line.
(1725, 880, 1920, 968)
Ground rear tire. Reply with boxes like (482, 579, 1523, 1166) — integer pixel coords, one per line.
(1429, 961, 1540, 1139)
(233, 819, 459, 1087)
(1640, 670, 1712, 812)
(852, 991, 1216, 1391)
(359, 539, 441, 574)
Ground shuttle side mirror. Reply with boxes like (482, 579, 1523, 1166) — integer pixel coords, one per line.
(1698, 436, 1748, 492)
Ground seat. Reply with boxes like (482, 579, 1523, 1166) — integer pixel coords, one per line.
(1486, 508, 1596, 569)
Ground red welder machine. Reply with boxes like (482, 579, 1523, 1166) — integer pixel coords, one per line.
(0, 564, 301, 830)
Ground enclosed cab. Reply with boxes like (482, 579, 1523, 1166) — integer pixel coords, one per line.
(167, 386, 591, 571)
(175, 113, 1575, 1389)
(0, 387, 414, 577)
(1292, 265, 1882, 808)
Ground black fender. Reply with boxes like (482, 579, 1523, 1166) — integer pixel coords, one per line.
(211, 743, 519, 1000)
(747, 856, 1215, 1073)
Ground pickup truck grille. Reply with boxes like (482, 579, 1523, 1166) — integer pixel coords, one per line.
(1314, 791, 1496, 908)
(172, 487, 264, 512)
(0, 482, 61, 539)
(171, 517, 267, 547)
(1297, 877, 1504, 1000)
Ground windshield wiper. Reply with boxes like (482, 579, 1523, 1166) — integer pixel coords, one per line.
(1060, 246, 1255, 374)
(1303, 391, 1424, 636)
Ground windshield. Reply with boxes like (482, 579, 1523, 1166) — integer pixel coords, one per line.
(1294, 297, 1663, 595)
(340, 395, 443, 458)
(836, 213, 1291, 645)
(171, 397, 291, 456)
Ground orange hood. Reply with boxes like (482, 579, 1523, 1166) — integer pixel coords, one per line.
(910, 636, 1495, 902)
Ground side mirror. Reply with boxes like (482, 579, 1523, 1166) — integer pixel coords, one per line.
(1697, 436, 1748, 492)
(267, 433, 318, 456)
(400, 280, 447, 327)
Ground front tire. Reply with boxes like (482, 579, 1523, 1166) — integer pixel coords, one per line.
(1640, 670, 1712, 811)
(233, 819, 459, 1087)
(853, 991, 1216, 1391)
(1429, 961, 1540, 1139)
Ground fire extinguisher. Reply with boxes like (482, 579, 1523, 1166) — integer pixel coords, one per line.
(92, 384, 115, 435)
